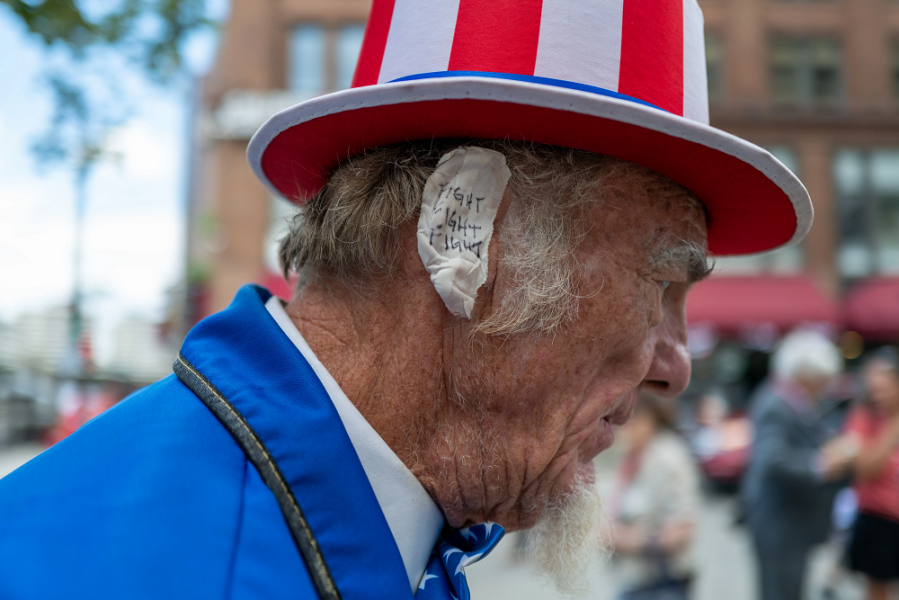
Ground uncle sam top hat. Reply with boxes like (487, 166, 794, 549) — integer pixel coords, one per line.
(247, 0, 812, 256)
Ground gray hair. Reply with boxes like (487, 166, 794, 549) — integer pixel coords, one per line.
(279, 139, 615, 335)
(772, 330, 843, 382)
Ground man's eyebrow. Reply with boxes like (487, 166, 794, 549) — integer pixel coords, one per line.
(649, 240, 714, 284)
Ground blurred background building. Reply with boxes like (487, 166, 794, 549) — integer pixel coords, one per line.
(187, 0, 899, 389)
(687, 0, 899, 410)
(187, 0, 371, 323)
(0, 304, 170, 446)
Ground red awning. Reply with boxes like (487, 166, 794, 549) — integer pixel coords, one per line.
(687, 275, 839, 333)
(259, 271, 899, 340)
(843, 278, 899, 341)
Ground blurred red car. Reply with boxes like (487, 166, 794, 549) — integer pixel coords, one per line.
(690, 394, 753, 489)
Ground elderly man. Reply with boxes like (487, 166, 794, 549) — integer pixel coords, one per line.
(0, 1, 810, 599)
(742, 331, 852, 600)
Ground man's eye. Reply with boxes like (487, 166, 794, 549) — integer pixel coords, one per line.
(660, 280, 670, 290)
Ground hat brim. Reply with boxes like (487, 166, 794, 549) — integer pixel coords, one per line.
(247, 76, 811, 256)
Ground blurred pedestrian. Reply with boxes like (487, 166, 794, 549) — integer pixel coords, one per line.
(741, 330, 852, 600)
(610, 392, 701, 600)
(690, 392, 729, 460)
(843, 349, 899, 600)
(820, 487, 858, 600)
(689, 390, 753, 492)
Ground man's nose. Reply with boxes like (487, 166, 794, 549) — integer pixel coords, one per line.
(641, 310, 691, 399)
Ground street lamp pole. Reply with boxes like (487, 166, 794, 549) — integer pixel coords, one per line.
(66, 165, 88, 377)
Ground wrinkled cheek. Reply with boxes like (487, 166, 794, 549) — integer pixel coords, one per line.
(610, 291, 657, 338)
(604, 318, 655, 377)
(626, 299, 660, 371)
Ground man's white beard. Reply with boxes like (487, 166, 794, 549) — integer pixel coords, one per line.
(523, 475, 610, 598)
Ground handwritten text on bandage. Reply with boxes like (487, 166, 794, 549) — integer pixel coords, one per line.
(426, 184, 487, 258)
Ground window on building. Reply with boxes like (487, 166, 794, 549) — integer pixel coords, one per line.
(289, 25, 326, 95)
(706, 34, 723, 103)
(336, 25, 366, 90)
(834, 148, 899, 277)
(712, 146, 804, 275)
(770, 37, 842, 107)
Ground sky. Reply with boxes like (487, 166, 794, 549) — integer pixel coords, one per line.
(0, 2, 228, 365)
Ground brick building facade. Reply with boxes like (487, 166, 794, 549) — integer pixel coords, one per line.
(188, 0, 899, 343)
(187, 0, 371, 322)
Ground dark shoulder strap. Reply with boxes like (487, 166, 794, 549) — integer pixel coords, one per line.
(174, 354, 341, 600)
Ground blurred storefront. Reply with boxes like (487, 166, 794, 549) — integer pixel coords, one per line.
(682, 0, 899, 412)
(0, 305, 174, 446)
(187, 0, 899, 375)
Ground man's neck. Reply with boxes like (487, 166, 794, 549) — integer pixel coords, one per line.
(285, 272, 447, 473)
(283, 267, 510, 530)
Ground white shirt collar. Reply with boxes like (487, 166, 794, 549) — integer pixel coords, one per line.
(264, 295, 445, 592)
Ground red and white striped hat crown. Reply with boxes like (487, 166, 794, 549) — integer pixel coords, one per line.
(248, 0, 812, 256)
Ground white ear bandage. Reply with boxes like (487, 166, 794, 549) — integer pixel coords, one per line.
(417, 147, 512, 318)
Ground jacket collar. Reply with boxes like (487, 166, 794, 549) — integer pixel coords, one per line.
(180, 285, 412, 600)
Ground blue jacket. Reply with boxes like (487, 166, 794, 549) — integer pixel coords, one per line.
(0, 285, 413, 600)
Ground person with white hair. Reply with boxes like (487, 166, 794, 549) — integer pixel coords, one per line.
(771, 330, 845, 390)
(742, 330, 852, 600)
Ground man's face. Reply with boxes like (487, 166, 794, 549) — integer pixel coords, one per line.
(450, 162, 708, 530)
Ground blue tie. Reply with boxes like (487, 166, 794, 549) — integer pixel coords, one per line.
(416, 522, 505, 600)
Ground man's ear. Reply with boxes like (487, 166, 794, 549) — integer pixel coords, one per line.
(469, 186, 514, 322)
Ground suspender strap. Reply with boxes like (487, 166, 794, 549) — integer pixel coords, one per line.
(174, 353, 341, 600)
